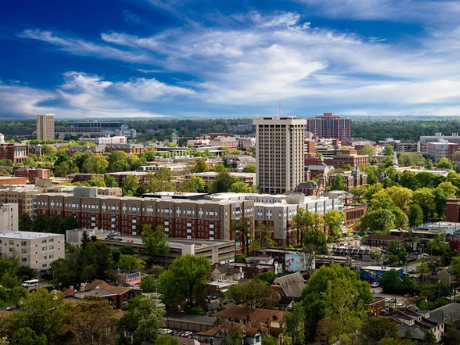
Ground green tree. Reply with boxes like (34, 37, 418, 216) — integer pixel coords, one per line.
(32, 214, 47, 232)
(359, 144, 376, 159)
(13, 327, 47, 345)
(369, 248, 383, 265)
(122, 174, 140, 195)
(228, 182, 253, 193)
(104, 175, 118, 188)
(108, 151, 130, 172)
(361, 317, 399, 344)
(179, 176, 205, 192)
(17, 289, 65, 339)
(254, 223, 274, 249)
(140, 224, 170, 262)
(58, 215, 79, 234)
(303, 264, 372, 304)
(45, 214, 61, 234)
(324, 277, 368, 334)
(208, 172, 238, 193)
(379, 270, 402, 293)
(232, 217, 253, 256)
(140, 276, 158, 293)
(412, 188, 435, 221)
(331, 174, 347, 191)
(245, 164, 256, 173)
(283, 303, 305, 345)
(1, 271, 21, 289)
(254, 272, 277, 285)
(228, 279, 271, 309)
(408, 204, 424, 227)
(132, 296, 166, 345)
(323, 210, 345, 240)
(426, 235, 450, 256)
(81, 154, 109, 174)
(423, 330, 436, 343)
(437, 157, 454, 170)
(383, 145, 395, 156)
(387, 240, 408, 265)
(118, 254, 146, 271)
(360, 209, 395, 233)
(158, 254, 211, 311)
(156, 335, 180, 345)
(18, 213, 33, 232)
(60, 298, 117, 345)
(303, 228, 328, 254)
(211, 164, 228, 172)
(193, 159, 209, 173)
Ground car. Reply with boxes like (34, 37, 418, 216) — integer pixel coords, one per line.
(408, 269, 416, 274)
(371, 282, 379, 288)
(397, 303, 403, 307)
(127, 240, 133, 243)
(421, 253, 429, 257)
(371, 289, 375, 294)
(385, 298, 391, 302)
(211, 296, 218, 300)
(184, 331, 193, 338)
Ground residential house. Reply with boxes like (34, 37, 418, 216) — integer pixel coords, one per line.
(270, 273, 306, 300)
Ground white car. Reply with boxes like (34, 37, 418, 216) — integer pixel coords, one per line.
(371, 282, 379, 288)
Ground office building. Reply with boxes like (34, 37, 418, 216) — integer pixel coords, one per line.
(426, 141, 459, 161)
(418, 133, 460, 153)
(306, 112, 352, 140)
(0, 231, 65, 269)
(254, 116, 306, 194)
(36, 114, 55, 141)
(0, 203, 18, 231)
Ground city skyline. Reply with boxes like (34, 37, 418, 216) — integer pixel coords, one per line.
(2, 1, 460, 119)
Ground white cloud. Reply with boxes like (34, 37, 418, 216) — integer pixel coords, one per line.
(20, 29, 154, 64)
(16, 9, 460, 115)
(0, 81, 55, 116)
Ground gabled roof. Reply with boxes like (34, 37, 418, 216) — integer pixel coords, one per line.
(272, 273, 306, 298)
(84, 279, 132, 295)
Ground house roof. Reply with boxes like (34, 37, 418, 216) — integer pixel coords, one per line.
(84, 279, 132, 295)
(214, 306, 285, 323)
(272, 273, 306, 298)
(430, 303, 460, 323)
(362, 235, 406, 241)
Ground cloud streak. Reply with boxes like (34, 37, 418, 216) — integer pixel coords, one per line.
(13, 7, 460, 116)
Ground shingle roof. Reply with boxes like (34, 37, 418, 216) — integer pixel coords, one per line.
(84, 279, 132, 295)
(272, 273, 306, 298)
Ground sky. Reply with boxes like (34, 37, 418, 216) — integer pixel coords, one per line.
(2, 0, 460, 119)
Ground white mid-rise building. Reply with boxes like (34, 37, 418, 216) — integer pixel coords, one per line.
(0, 203, 18, 231)
(36, 114, 55, 141)
(0, 231, 65, 270)
(254, 117, 306, 194)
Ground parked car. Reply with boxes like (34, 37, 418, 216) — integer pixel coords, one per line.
(371, 282, 379, 288)
(421, 253, 429, 258)
(408, 269, 416, 274)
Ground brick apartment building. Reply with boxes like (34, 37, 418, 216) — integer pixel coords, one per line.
(333, 149, 369, 169)
(306, 113, 352, 140)
(33, 191, 254, 254)
(0, 143, 29, 163)
(14, 167, 50, 183)
(343, 205, 368, 228)
(362, 235, 408, 250)
(328, 166, 368, 190)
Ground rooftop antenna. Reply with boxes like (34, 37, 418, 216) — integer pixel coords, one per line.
(279, 102, 281, 118)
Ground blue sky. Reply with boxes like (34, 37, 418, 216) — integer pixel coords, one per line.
(2, 0, 460, 119)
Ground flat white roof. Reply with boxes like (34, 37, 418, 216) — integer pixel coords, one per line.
(0, 231, 64, 239)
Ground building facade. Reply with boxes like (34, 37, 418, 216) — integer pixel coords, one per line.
(306, 112, 352, 140)
(0, 143, 29, 163)
(36, 114, 55, 141)
(333, 150, 369, 169)
(33, 193, 254, 254)
(0, 231, 65, 270)
(0, 203, 18, 231)
(254, 117, 306, 194)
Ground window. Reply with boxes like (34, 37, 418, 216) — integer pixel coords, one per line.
(49, 239, 53, 243)
(21, 258, 27, 262)
(9, 240, 14, 245)
(49, 246, 54, 250)
(42, 240, 46, 244)
(21, 241, 26, 246)
(42, 247, 47, 251)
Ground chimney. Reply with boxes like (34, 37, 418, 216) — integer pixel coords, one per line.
(80, 283, 86, 292)
(115, 280, 119, 286)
